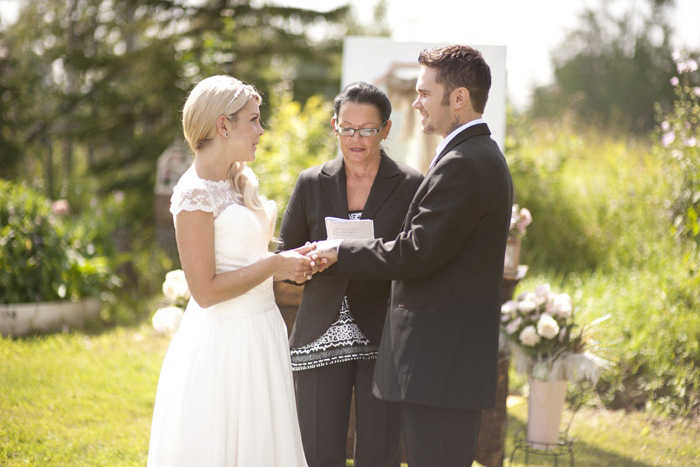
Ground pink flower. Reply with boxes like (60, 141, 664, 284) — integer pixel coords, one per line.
(51, 199, 70, 216)
(517, 208, 532, 232)
(506, 317, 522, 335)
(677, 59, 698, 74)
(694, 87, 700, 98)
(686, 137, 697, 147)
(662, 131, 676, 147)
(670, 76, 679, 86)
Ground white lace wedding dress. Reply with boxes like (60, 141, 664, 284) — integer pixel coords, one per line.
(147, 167, 307, 466)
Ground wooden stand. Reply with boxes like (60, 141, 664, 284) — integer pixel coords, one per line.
(475, 265, 528, 467)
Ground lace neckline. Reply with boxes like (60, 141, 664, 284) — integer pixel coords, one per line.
(190, 167, 230, 187)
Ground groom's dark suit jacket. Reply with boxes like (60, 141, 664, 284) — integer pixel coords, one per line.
(279, 152, 423, 348)
(336, 123, 513, 410)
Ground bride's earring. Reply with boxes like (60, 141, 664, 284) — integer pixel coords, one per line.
(224, 131, 230, 137)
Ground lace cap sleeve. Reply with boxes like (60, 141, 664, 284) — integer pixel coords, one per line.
(169, 172, 216, 216)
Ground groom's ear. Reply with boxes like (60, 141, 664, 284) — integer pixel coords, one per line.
(451, 87, 470, 110)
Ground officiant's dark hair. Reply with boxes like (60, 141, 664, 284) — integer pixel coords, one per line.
(419, 45, 491, 113)
(333, 81, 392, 124)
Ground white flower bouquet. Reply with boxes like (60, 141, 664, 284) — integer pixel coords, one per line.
(500, 283, 609, 383)
(152, 269, 191, 335)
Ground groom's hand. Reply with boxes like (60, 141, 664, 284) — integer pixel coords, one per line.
(309, 239, 340, 272)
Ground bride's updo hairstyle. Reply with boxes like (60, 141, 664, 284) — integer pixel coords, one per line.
(182, 75, 276, 237)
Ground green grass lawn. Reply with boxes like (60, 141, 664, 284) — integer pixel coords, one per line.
(2, 325, 699, 466)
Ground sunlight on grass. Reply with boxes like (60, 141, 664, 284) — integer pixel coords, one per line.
(0, 325, 169, 466)
(2, 326, 699, 466)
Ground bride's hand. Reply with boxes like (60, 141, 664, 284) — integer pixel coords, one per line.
(273, 247, 316, 283)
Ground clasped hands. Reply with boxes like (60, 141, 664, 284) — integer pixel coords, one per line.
(274, 240, 340, 284)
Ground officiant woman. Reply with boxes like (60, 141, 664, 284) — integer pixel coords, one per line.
(279, 81, 422, 466)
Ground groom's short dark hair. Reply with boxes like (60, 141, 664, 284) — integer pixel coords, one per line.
(418, 45, 491, 113)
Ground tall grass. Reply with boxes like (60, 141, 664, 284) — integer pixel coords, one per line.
(507, 115, 700, 416)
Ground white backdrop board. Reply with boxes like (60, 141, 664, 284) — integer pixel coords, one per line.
(341, 37, 506, 172)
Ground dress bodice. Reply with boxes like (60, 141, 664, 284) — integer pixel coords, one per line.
(170, 167, 273, 279)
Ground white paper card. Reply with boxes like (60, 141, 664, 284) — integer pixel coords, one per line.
(325, 216, 375, 240)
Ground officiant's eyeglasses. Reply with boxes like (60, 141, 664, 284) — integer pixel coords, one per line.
(335, 123, 385, 137)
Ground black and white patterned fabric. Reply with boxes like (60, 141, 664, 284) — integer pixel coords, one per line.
(290, 212, 378, 371)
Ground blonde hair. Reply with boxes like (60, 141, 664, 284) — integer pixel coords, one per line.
(182, 75, 276, 238)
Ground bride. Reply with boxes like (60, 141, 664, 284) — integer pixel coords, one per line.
(147, 75, 311, 466)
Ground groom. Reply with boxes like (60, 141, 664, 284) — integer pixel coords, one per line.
(313, 45, 513, 466)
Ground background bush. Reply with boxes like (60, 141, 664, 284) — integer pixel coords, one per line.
(0, 180, 119, 304)
(507, 101, 700, 416)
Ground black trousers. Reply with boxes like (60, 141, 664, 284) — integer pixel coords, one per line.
(294, 359, 401, 467)
(399, 402, 482, 467)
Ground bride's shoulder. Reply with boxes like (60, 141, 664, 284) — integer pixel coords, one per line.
(170, 167, 215, 215)
(170, 166, 236, 217)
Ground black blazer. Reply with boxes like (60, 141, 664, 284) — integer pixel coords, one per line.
(336, 123, 513, 410)
(279, 152, 423, 349)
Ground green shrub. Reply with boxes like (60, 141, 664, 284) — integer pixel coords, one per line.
(507, 110, 700, 416)
(0, 180, 119, 304)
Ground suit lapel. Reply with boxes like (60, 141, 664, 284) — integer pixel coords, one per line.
(361, 154, 401, 220)
(320, 155, 350, 219)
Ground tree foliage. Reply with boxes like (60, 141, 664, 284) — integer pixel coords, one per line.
(529, 0, 689, 135)
(0, 0, 353, 207)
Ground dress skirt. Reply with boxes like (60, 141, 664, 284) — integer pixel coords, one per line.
(147, 284, 307, 466)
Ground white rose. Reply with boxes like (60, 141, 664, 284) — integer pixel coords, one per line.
(162, 270, 191, 301)
(162, 279, 180, 302)
(517, 299, 537, 314)
(165, 269, 186, 282)
(152, 306, 184, 335)
(506, 317, 522, 335)
(501, 300, 517, 315)
(553, 294, 573, 318)
(537, 314, 560, 339)
(519, 325, 541, 347)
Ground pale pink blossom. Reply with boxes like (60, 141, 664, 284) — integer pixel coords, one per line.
(677, 59, 699, 74)
(694, 87, 700, 98)
(51, 199, 70, 216)
(686, 136, 697, 147)
(506, 317, 523, 335)
(662, 131, 676, 147)
(670, 76, 679, 86)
